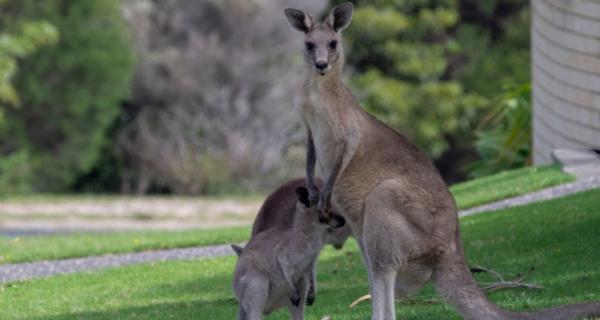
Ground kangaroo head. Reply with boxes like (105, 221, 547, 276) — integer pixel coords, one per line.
(295, 186, 346, 229)
(284, 2, 353, 76)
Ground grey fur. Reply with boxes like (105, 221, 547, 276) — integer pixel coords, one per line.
(248, 178, 352, 304)
(231, 244, 243, 256)
(232, 187, 345, 320)
(286, 2, 600, 320)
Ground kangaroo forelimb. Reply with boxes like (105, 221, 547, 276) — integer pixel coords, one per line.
(305, 129, 319, 205)
(319, 141, 346, 218)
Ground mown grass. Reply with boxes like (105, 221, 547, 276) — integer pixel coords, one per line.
(450, 165, 574, 209)
(0, 227, 250, 265)
(1, 187, 599, 319)
(0, 165, 574, 264)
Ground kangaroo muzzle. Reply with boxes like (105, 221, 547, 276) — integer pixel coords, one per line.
(321, 212, 345, 229)
(315, 62, 328, 71)
(315, 48, 329, 74)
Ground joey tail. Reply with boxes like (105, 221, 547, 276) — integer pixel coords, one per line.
(433, 245, 600, 320)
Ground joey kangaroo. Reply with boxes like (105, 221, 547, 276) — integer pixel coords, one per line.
(284, 3, 600, 320)
(251, 178, 351, 250)
(233, 178, 352, 305)
(232, 186, 345, 320)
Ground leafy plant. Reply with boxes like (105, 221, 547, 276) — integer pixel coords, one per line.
(1, 0, 134, 192)
(335, 0, 487, 160)
(467, 83, 532, 177)
(331, 0, 531, 182)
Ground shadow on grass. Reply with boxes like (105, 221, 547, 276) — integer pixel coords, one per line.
(28, 298, 238, 320)
(29, 268, 238, 319)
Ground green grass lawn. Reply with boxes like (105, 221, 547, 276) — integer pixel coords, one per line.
(449, 165, 574, 209)
(1, 187, 599, 319)
(0, 227, 250, 265)
(0, 165, 574, 265)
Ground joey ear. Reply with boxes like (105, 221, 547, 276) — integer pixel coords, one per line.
(284, 8, 313, 33)
(231, 244, 243, 257)
(295, 186, 311, 207)
(327, 2, 353, 32)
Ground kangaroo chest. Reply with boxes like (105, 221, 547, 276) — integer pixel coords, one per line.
(300, 77, 366, 225)
(302, 86, 358, 178)
(308, 118, 339, 176)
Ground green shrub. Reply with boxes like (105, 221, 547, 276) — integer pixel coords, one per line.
(331, 0, 531, 180)
(334, 0, 487, 160)
(2, 0, 134, 192)
(0, 150, 33, 194)
(467, 84, 532, 177)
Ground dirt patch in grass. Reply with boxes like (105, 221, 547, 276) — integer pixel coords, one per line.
(0, 197, 263, 232)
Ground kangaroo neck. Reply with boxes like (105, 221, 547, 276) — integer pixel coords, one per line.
(302, 62, 362, 170)
(303, 63, 344, 106)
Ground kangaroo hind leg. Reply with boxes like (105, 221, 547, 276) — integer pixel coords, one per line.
(287, 275, 310, 320)
(395, 266, 432, 299)
(363, 179, 437, 320)
(240, 275, 269, 320)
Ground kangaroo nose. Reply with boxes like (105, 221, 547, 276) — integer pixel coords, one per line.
(315, 62, 328, 71)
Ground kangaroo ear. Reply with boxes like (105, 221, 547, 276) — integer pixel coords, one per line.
(327, 2, 353, 32)
(295, 186, 311, 207)
(231, 244, 243, 256)
(284, 8, 313, 33)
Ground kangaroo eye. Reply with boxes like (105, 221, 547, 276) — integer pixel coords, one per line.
(305, 42, 315, 51)
(329, 40, 337, 50)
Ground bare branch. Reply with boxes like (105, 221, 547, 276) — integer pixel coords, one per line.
(472, 265, 544, 293)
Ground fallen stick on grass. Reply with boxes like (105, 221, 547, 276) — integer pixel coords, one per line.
(349, 294, 371, 308)
(471, 265, 545, 292)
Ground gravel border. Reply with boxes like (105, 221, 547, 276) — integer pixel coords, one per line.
(1, 177, 599, 284)
(459, 176, 600, 217)
(0, 244, 237, 283)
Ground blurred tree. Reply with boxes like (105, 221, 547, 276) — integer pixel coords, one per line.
(0, 0, 134, 192)
(331, 0, 487, 183)
(0, 0, 58, 107)
(456, 0, 530, 98)
(0, 0, 58, 193)
(332, 0, 529, 182)
(457, 0, 531, 176)
(115, 0, 326, 194)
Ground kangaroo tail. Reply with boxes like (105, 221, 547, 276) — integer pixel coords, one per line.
(433, 249, 600, 320)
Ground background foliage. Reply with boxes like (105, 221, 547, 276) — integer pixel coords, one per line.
(0, 0, 532, 195)
(0, 0, 134, 193)
(333, 0, 530, 182)
(108, 0, 325, 194)
(468, 84, 532, 177)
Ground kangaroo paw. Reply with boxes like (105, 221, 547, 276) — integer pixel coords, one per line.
(306, 287, 315, 306)
(290, 294, 301, 307)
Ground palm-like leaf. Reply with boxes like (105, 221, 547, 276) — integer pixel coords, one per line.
(468, 84, 531, 177)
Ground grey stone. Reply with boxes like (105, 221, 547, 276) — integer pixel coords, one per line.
(552, 148, 600, 178)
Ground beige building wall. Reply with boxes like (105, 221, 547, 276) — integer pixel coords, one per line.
(532, 0, 600, 164)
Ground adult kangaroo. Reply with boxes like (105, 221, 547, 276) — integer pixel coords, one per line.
(284, 3, 600, 320)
